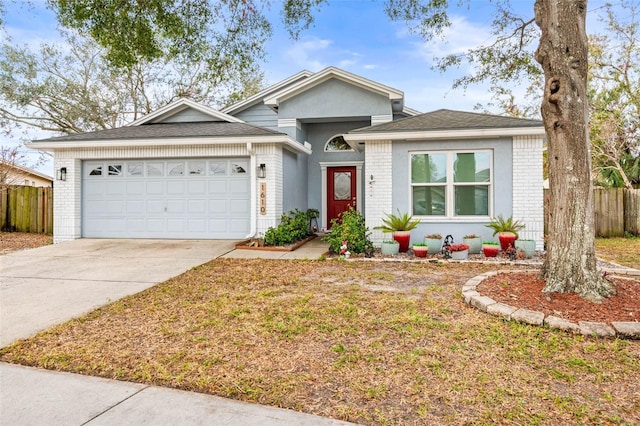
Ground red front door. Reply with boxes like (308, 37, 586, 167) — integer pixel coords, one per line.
(327, 166, 356, 228)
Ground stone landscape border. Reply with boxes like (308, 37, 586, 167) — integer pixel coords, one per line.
(462, 268, 640, 340)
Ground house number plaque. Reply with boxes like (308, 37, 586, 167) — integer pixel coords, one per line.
(259, 182, 267, 215)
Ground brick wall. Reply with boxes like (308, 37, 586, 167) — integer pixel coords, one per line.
(512, 135, 545, 249)
(364, 140, 393, 246)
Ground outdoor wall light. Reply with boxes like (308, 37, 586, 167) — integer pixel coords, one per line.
(57, 167, 67, 181)
(257, 163, 266, 179)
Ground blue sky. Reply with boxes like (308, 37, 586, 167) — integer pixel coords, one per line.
(0, 0, 622, 174)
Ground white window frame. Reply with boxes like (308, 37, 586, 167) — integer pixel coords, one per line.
(409, 150, 493, 220)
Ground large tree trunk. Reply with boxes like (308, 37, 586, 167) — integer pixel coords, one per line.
(534, 0, 613, 301)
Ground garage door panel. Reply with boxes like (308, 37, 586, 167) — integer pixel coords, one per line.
(85, 200, 106, 214)
(187, 180, 206, 194)
(166, 219, 185, 232)
(107, 218, 126, 232)
(229, 179, 249, 194)
(106, 200, 125, 214)
(127, 181, 145, 195)
(83, 158, 250, 239)
(167, 199, 185, 213)
(106, 181, 125, 195)
(188, 219, 206, 232)
(208, 180, 227, 194)
(146, 181, 164, 194)
(85, 181, 105, 197)
(127, 218, 145, 232)
(209, 199, 227, 215)
(126, 200, 145, 214)
(187, 199, 206, 213)
(147, 219, 164, 232)
(146, 200, 164, 213)
(167, 181, 185, 194)
(229, 199, 250, 214)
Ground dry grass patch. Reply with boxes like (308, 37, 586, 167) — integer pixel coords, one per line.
(0, 232, 52, 255)
(596, 237, 640, 270)
(1, 259, 639, 425)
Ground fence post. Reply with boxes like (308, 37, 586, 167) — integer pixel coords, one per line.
(625, 189, 640, 236)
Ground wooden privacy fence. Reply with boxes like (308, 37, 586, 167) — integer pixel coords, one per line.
(0, 185, 53, 234)
(544, 188, 640, 237)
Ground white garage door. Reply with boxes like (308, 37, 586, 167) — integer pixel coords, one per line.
(82, 158, 250, 239)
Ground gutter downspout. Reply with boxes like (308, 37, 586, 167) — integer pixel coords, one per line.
(246, 142, 257, 238)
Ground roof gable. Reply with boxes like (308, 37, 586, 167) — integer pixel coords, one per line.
(221, 70, 313, 115)
(130, 98, 244, 126)
(1, 161, 53, 182)
(263, 67, 404, 110)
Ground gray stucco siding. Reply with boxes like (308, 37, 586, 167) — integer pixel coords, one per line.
(391, 138, 513, 244)
(234, 104, 278, 130)
(282, 149, 308, 214)
(278, 79, 391, 121)
(305, 122, 367, 229)
(161, 108, 219, 123)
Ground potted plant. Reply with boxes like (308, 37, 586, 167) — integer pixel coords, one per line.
(514, 239, 536, 258)
(482, 241, 500, 257)
(449, 243, 469, 260)
(462, 233, 482, 254)
(424, 233, 443, 254)
(412, 242, 429, 258)
(375, 209, 420, 253)
(380, 239, 400, 256)
(485, 215, 525, 252)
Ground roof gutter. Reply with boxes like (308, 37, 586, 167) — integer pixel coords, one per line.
(343, 126, 546, 142)
(26, 135, 313, 155)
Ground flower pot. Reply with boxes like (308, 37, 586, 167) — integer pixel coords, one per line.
(424, 237, 443, 254)
(380, 241, 400, 255)
(393, 231, 411, 253)
(412, 245, 428, 258)
(463, 237, 482, 254)
(450, 249, 468, 260)
(482, 244, 500, 257)
(498, 232, 517, 252)
(514, 239, 536, 258)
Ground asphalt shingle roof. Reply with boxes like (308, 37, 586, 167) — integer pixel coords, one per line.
(34, 121, 283, 143)
(350, 109, 543, 133)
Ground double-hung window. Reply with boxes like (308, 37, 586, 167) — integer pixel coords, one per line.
(411, 151, 492, 218)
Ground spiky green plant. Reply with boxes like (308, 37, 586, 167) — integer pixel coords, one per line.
(485, 214, 525, 237)
(375, 209, 420, 233)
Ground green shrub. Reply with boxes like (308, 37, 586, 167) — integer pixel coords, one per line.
(264, 209, 311, 246)
(324, 206, 373, 255)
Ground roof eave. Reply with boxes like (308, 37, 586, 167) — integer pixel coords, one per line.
(344, 126, 546, 142)
(26, 135, 312, 155)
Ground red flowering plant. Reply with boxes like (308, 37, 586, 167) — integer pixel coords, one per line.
(449, 243, 469, 252)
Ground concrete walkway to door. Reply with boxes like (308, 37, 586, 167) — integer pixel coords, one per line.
(0, 239, 236, 347)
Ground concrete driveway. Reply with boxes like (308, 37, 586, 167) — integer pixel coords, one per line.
(0, 239, 236, 346)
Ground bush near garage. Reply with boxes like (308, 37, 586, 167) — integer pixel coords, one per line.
(264, 209, 312, 247)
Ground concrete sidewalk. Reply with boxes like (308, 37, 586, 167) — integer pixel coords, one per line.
(1, 237, 339, 426)
(0, 363, 350, 426)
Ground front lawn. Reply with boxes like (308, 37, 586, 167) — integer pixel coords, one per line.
(1, 259, 638, 425)
(595, 237, 640, 269)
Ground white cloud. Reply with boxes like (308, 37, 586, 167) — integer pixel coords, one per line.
(283, 37, 333, 71)
(399, 15, 494, 66)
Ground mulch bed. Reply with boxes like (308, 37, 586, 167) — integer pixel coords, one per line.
(479, 272, 640, 325)
(0, 232, 52, 255)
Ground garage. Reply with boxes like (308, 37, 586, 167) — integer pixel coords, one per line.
(82, 158, 250, 239)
